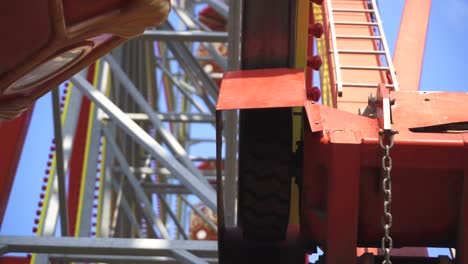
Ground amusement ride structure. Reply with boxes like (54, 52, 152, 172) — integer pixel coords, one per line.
(0, 0, 467, 263)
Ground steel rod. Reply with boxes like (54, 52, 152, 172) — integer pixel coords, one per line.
(103, 55, 213, 189)
(172, 249, 209, 264)
(155, 61, 211, 114)
(335, 21, 378, 26)
(334, 49, 385, 54)
(49, 254, 179, 263)
(159, 22, 219, 104)
(110, 178, 144, 238)
(370, 0, 400, 91)
(36, 86, 82, 264)
(99, 135, 114, 238)
(336, 35, 381, 39)
(326, 0, 344, 96)
(141, 30, 228, 42)
(51, 88, 69, 237)
(71, 74, 217, 211)
(0, 236, 218, 256)
(340, 65, 390, 70)
(342, 83, 394, 88)
(99, 112, 215, 123)
(223, 0, 243, 228)
(110, 175, 125, 237)
(332, 8, 374, 12)
(155, 193, 189, 240)
(143, 183, 190, 194)
(102, 126, 170, 239)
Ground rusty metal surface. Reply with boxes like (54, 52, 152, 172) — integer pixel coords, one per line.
(217, 68, 305, 110)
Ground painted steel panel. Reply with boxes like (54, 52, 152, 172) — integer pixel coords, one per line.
(217, 69, 305, 110)
(301, 103, 468, 253)
(393, 0, 431, 91)
(392, 91, 468, 129)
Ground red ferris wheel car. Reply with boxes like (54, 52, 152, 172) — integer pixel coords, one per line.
(0, 0, 170, 120)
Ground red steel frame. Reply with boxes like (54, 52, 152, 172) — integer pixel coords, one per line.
(314, 0, 433, 257)
(0, 109, 33, 227)
(67, 64, 95, 235)
(0, 256, 29, 264)
(301, 92, 468, 263)
(217, 0, 464, 262)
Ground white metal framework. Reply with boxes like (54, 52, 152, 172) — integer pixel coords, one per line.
(1, 1, 240, 263)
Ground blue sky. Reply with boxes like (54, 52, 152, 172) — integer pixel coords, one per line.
(2, 0, 467, 259)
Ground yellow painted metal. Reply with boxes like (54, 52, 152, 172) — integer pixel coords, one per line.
(74, 60, 101, 236)
(294, 0, 309, 68)
(31, 80, 75, 264)
(96, 65, 112, 237)
(313, 4, 333, 107)
(289, 0, 310, 225)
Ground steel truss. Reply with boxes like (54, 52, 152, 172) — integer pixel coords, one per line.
(1, 0, 240, 263)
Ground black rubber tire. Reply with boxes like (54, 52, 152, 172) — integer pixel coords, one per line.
(238, 107, 292, 241)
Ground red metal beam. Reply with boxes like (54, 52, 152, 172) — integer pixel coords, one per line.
(302, 97, 467, 253)
(0, 108, 33, 226)
(0, 256, 29, 264)
(393, 0, 432, 91)
(457, 135, 468, 263)
(67, 64, 95, 235)
(67, 95, 91, 235)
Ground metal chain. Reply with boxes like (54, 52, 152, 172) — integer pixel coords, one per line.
(379, 130, 395, 264)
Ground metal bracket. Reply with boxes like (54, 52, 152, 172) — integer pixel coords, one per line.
(377, 83, 393, 133)
(360, 93, 378, 118)
(360, 83, 395, 134)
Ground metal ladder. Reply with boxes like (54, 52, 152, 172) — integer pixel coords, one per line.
(326, 0, 399, 96)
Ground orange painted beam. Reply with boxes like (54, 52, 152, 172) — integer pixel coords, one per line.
(393, 0, 431, 91)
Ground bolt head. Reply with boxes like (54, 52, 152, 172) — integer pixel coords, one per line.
(309, 23, 324, 38)
(307, 56, 323, 71)
(306, 86, 321, 102)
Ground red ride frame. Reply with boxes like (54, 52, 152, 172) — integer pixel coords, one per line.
(301, 95, 468, 264)
(217, 68, 468, 263)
